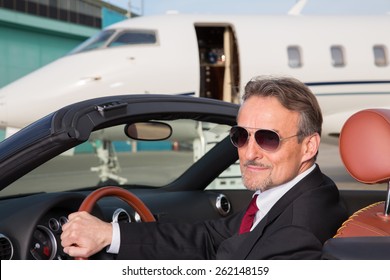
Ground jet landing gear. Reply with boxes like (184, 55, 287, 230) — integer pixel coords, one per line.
(90, 140, 128, 186)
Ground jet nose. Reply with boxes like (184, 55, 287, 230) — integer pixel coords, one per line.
(0, 93, 28, 132)
(0, 97, 7, 140)
(0, 96, 8, 128)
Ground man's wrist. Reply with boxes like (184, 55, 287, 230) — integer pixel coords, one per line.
(106, 222, 120, 254)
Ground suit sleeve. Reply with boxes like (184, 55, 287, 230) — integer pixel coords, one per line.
(116, 211, 243, 260)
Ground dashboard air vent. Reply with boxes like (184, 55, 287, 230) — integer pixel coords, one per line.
(0, 234, 13, 260)
(112, 208, 131, 223)
(216, 194, 231, 216)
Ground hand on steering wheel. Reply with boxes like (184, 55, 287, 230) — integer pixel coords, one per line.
(75, 186, 155, 260)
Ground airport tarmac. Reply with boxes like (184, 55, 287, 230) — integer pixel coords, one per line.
(317, 143, 385, 191)
(2, 141, 386, 198)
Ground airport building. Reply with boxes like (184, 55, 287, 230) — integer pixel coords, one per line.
(0, 0, 131, 88)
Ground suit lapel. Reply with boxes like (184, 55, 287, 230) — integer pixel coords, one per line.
(234, 165, 324, 259)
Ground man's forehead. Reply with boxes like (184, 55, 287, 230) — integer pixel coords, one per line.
(238, 96, 299, 129)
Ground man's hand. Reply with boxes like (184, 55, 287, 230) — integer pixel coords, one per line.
(61, 211, 112, 258)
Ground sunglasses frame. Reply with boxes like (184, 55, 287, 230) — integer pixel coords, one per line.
(229, 125, 301, 152)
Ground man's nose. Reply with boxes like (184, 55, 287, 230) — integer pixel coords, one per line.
(244, 135, 264, 160)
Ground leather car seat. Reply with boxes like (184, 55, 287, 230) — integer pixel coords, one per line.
(322, 109, 390, 259)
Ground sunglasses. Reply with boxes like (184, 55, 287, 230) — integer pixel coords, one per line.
(229, 126, 300, 151)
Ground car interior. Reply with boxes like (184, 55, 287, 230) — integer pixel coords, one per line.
(0, 95, 389, 260)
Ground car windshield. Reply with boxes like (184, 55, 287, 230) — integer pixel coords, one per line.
(1, 119, 240, 197)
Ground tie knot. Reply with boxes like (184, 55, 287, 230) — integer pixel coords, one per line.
(247, 194, 259, 215)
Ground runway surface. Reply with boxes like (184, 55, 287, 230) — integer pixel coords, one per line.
(2, 142, 386, 197)
(317, 143, 384, 190)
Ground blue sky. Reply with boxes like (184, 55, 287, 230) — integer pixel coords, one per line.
(105, 0, 390, 16)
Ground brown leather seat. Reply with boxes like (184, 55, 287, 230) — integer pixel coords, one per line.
(322, 109, 390, 259)
(334, 109, 390, 237)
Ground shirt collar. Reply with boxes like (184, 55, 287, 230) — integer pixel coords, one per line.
(251, 164, 316, 228)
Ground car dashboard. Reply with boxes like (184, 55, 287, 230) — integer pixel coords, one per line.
(0, 188, 233, 260)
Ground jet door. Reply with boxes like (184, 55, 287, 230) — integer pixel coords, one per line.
(195, 25, 240, 104)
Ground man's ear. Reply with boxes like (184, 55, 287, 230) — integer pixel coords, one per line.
(301, 133, 321, 162)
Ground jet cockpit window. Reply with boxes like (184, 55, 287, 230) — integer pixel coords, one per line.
(69, 29, 116, 54)
(68, 29, 157, 55)
(108, 30, 157, 47)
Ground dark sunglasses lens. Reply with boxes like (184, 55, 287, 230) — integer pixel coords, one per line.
(230, 126, 248, 147)
(255, 130, 280, 151)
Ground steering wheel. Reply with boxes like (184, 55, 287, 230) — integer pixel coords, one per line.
(75, 186, 156, 260)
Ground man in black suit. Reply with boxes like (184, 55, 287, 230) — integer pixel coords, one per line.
(61, 75, 347, 259)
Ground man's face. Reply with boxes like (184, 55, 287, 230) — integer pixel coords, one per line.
(237, 96, 308, 191)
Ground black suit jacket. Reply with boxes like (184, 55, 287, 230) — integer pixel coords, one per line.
(117, 165, 348, 259)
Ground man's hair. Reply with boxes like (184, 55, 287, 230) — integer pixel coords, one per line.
(242, 75, 323, 142)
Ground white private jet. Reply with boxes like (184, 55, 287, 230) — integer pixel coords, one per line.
(0, 13, 389, 142)
(0, 12, 389, 183)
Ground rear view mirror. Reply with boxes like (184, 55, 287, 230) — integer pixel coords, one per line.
(125, 121, 172, 141)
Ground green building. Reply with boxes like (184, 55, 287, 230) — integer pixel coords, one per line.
(0, 0, 129, 88)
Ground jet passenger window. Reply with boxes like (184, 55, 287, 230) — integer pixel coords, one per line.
(109, 31, 157, 47)
(287, 46, 302, 68)
(373, 45, 388, 67)
(331, 45, 345, 67)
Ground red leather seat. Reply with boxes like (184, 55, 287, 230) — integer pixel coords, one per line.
(335, 109, 390, 237)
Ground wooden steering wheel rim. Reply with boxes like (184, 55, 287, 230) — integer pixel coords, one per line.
(78, 186, 156, 222)
(75, 186, 155, 260)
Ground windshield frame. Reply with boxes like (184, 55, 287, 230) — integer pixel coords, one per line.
(0, 94, 239, 195)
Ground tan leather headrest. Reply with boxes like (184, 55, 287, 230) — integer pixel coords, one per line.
(339, 109, 390, 184)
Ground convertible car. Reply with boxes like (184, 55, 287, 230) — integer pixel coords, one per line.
(0, 94, 388, 260)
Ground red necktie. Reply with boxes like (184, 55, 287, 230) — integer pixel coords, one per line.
(239, 194, 259, 234)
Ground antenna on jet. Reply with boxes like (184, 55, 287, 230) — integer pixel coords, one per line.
(126, 0, 144, 17)
(126, 0, 132, 18)
(288, 0, 308, 16)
